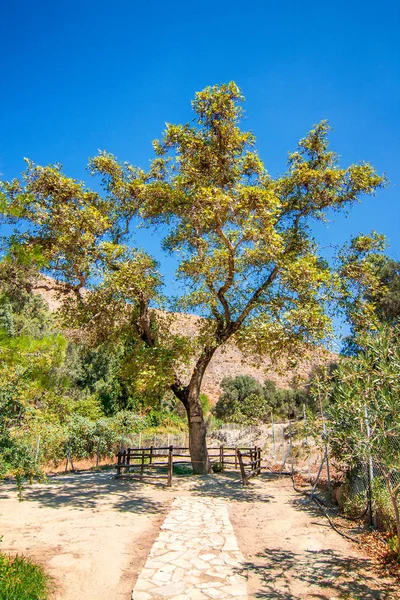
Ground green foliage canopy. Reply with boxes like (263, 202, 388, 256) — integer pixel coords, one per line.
(1, 81, 386, 471)
(1, 82, 385, 367)
(214, 374, 307, 423)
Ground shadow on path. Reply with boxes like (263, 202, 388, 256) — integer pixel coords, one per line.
(188, 472, 273, 503)
(242, 546, 396, 599)
(1, 471, 167, 514)
(290, 494, 368, 537)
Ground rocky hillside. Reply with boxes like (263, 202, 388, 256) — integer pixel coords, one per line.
(166, 311, 333, 401)
(34, 279, 334, 403)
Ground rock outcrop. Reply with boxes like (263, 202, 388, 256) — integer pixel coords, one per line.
(34, 279, 335, 403)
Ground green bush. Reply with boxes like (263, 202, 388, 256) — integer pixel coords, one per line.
(65, 415, 97, 459)
(93, 419, 119, 457)
(66, 414, 122, 459)
(372, 478, 397, 532)
(213, 375, 307, 423)
(22, 423, 68, 467)
(0, 553, 50, 600)
(342, 486, 368, 519)
(111, 410, 146, 433)
(0, 435, 42, 487)
(143, 408, 186, 430)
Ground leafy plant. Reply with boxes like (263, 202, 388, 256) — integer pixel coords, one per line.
(323, 325, 400, 556)
(0, 553, 50, 600)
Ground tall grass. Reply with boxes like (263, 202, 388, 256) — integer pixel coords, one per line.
(0, 553, 50, 600)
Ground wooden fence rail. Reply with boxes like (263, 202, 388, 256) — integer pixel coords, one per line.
(115, 445, 262, 486)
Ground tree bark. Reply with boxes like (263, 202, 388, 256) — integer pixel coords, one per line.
(384, 471, 400, 558)
(172, 346, 216, 474)
(186, 398, 211, 474)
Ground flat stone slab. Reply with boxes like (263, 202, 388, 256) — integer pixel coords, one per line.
(132, 496, 248, 600)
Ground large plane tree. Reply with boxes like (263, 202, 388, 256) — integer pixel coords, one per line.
(1, 82, 384, 472)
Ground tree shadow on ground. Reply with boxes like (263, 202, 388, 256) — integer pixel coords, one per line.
(1, 470, 168, 514)
(289, 494, 368, 537)
(187, 471, 273, 503)
(242, 546, 396, 599)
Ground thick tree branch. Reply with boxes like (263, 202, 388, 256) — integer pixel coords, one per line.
(215, 224, 235, 327)
(135, 294, 156, 347)
(171, 378, 189, 407)
(188, 345, 217, 400)
(231, 265, 279, 334)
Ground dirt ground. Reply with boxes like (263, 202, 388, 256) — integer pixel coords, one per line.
(229, 474, 399, 599)
(0, 471, 172, 600)
(0, 469, 398, 600)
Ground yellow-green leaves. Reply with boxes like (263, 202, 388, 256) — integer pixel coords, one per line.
(337, 232, 388, 334)
(0, 81, 387, 383)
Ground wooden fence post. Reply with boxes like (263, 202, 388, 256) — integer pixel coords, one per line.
(116, 451, 122, 477)
(289, 420, 294, 476)
(96, 437, 101, 468)
(234, 446, 238, 470)
(167, 446, 173, 487)
(65, 437, 70, 472)
(219, 444, 224, 470)
(65, 436, 74, 472)
(149, 446, 153, 465)
(257, 447, 261, 474)
(140, 449, 144, 478)
(121, 449, 126, 475)
(237, 449, 249, 486)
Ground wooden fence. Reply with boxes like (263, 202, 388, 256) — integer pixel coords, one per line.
(115, 445, 262, 486)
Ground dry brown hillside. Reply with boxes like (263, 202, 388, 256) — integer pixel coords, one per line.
(34, 278, 335, 403)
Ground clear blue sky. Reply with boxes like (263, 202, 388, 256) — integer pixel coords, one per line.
(1, 0, 399, 340)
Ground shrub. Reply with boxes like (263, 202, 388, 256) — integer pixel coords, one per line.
(66, 415, 96, 459)
(372, 478, 397, 532)
(0, 553, 50, 600)
(93, 419, 119, 457)
(111, 410, 146, 434)
(143, 409, 186, 431)
(342, 488, 368, 520)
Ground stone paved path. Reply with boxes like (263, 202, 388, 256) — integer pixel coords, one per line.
(132, 496, 248, 600)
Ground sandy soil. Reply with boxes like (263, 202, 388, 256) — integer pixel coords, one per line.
(0, 470, 172, 600)
(229, 474, 399, 599)
(0, 469, 398, 599)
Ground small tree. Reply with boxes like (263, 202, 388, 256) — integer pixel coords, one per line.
(339, 248, 400, 354)
(214, 375, 266, 423)
(326, 326, 400, 557)
(1, 82, 385, 473)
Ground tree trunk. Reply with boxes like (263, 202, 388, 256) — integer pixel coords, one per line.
(172, 346, 216, 474)
(186, 386, 211, 475)
(384, 472, 400, 558)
